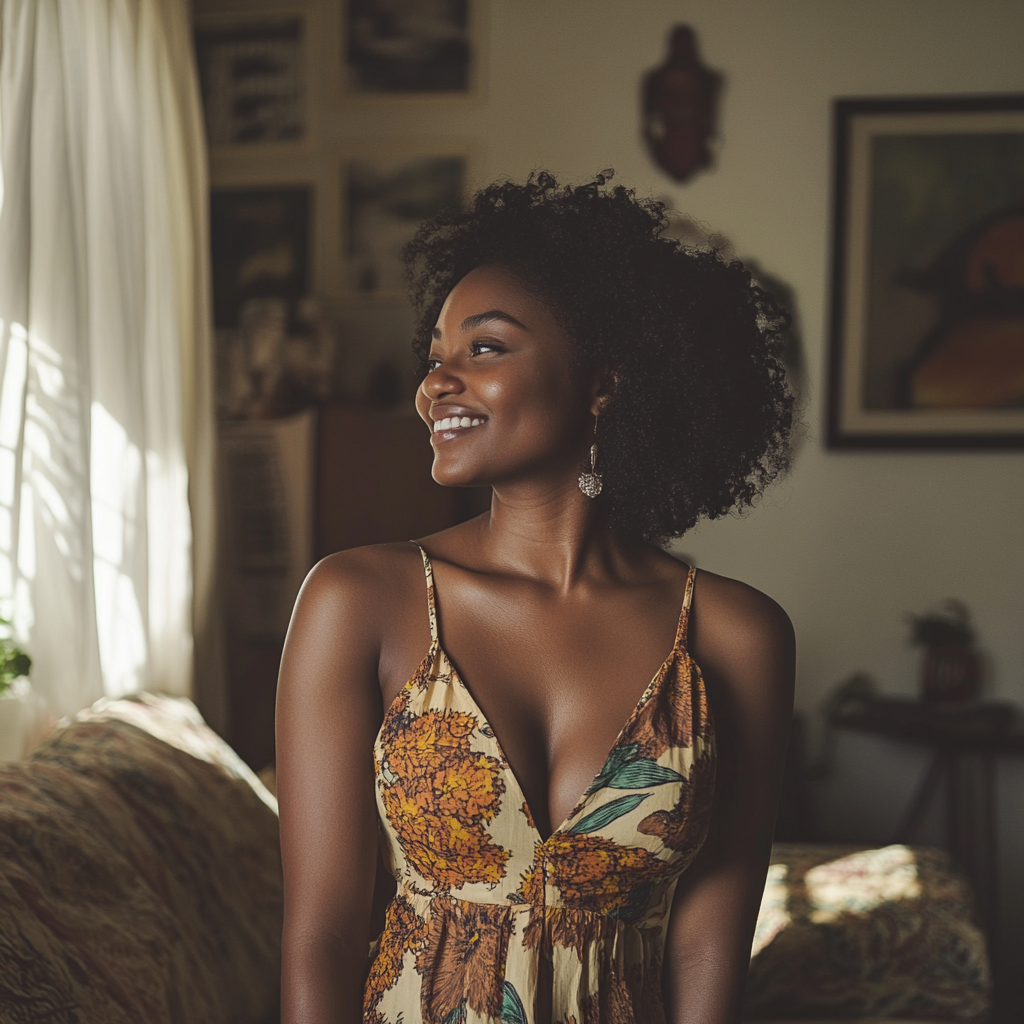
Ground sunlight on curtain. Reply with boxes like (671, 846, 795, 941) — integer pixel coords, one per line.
(0, 0, 217, 721)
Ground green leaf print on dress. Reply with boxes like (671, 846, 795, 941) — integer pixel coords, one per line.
(586, 742, 686, 793)
(567, 793, 649, 835)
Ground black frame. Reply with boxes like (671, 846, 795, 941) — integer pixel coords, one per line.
(827, 94, 1024, 449)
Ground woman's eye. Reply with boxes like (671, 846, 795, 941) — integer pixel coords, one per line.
(426, 358, 442, 372)
(470, 340, 503, 356)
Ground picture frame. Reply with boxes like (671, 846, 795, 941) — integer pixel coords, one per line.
(210, 185, 313, 329)
(341, 0, 480, 99)
(827, 95, 1024, 449)
(195, 11, 309, 150)
(340, 142, 472, 298)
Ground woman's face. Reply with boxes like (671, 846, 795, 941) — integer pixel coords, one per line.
(416, 264, 593, 490)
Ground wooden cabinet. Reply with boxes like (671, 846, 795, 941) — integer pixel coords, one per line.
(316, 403, 485, 557)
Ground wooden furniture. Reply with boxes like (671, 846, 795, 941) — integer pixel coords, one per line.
(829, 697, 1024, 937)
(316, 403, 487, 558)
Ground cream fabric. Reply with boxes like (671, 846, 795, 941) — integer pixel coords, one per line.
(0, 0, 218, 721)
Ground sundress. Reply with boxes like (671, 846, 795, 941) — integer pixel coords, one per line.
(364, 544, 716, 1024)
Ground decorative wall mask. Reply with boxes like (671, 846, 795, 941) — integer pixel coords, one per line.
(642, 25, 721, 183)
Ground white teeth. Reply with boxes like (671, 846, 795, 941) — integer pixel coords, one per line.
(433, 415, 485, 432)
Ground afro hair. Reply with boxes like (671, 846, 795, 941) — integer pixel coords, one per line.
(403, 170, 794, 542)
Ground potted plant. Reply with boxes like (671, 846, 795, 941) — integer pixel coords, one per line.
(0, 617, 32, 762)
(906, 600, 980, 702)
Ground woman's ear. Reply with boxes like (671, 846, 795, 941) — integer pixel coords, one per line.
(590, 367, 621, 416)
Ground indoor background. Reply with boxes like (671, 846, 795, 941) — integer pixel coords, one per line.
(199, 0, 1024, 1017)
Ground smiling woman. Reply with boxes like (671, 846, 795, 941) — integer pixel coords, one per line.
(276, 171, 796, 1024)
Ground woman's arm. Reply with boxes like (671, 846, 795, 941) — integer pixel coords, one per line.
(662, 573, 796, 1024)
(276, 552, 387, 1024)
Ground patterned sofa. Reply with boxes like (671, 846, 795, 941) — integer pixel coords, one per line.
(0, 694, 991, 1023)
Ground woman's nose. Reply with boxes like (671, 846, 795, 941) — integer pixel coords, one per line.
(422, 363, 465, 399)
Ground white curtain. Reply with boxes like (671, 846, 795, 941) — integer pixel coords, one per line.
(0, 0, 221, 724)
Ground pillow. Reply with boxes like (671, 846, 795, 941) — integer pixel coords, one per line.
(746, 842, 990, 1021)
(0, 692, 282, 1024)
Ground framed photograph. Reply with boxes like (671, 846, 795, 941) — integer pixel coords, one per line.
(341, 146, 470, 296)
(210, 186, 312, 328)
(342, 0, 477, 97)
(827, 95, 1024, 448)
(195, 14, 307, 147)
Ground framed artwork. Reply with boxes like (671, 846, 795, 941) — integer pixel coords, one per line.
(341, 146, 469, 296)
(827, 95, 1024, 448)
(342, 0, 477, 97)
(210, 186, 311, 328)
(195, 13, 307, 147)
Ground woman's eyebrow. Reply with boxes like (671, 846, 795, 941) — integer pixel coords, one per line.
(461, 309, 528, 332)
(431, 309, 529, 339)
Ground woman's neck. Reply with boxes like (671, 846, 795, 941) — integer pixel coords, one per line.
(470, 478, 645, 594)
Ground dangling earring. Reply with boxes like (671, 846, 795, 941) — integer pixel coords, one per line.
(578, 412, 603, 498)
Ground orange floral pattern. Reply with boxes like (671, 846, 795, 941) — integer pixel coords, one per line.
(365, 547, 715, 1023)
(363, 896, 428, 1014)
(416, 899, 511, 1021)
(519, 833, 676, 918)
(377, 704, 509, 891)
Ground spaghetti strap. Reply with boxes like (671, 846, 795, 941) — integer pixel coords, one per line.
(410, 542, 439, 642)
(674, 566, 697, 649)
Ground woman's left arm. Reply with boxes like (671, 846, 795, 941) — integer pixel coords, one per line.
(662, 573, 796, 1024)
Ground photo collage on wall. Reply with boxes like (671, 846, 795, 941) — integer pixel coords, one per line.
(197, 1, 479, 419)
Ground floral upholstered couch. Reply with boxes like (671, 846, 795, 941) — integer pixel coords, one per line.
(0, 693, 282, 1024)
(0, 693, 990, 1024)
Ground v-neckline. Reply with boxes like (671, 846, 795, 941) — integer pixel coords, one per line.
(440, 637, 681, 844)
(377, 638, 692, 846)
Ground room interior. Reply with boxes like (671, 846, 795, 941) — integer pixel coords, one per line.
(0, 0, 1021, 1022)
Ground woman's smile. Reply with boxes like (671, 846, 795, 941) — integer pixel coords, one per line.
(430, 407, 488, 439)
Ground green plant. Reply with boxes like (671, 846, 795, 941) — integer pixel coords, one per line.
(906, 599, 974, 649)
(0, 617, 31, 697)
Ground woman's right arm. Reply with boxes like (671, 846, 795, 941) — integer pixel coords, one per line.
(276, 553, 385, 1024)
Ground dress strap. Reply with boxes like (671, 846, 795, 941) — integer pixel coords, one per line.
(674, 566, 697, 649)
(411, 542, 439, 642)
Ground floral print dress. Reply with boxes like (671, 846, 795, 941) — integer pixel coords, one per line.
(364, 546, 716, 1024)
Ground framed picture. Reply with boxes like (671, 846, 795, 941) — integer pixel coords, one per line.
(341, 145, 470, 296)
(342, 0, 478, 97)
(827, 95, 1024, 448)
(195, 13, 307, 147)
(210, 186, 312, 328)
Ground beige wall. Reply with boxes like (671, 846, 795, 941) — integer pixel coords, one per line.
(199, 0, 1024, 1016)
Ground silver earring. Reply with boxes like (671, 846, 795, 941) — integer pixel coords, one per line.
(578, 415, 603, 498)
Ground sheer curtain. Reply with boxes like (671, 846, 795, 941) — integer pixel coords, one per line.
(0, 0, 220, 724)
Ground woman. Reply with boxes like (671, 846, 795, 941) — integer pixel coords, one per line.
(277, 172, 795, 1024)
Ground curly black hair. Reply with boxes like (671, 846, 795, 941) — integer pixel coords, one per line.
(403, 170, 794, 543)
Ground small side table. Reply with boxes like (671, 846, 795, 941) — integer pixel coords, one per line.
(829, 697, 1024, 938)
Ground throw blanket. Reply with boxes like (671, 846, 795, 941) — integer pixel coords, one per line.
(0, 693, 282, 1024)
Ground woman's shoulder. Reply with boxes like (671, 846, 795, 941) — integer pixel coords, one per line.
(692, 567, 792, 637)
(689, 566, 795, 701)
(293, 542, 427, 630)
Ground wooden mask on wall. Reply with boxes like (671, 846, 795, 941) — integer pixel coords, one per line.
(643, 25, 722, 183)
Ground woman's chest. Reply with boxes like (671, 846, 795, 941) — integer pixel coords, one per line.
(387, 584, 691, 840)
